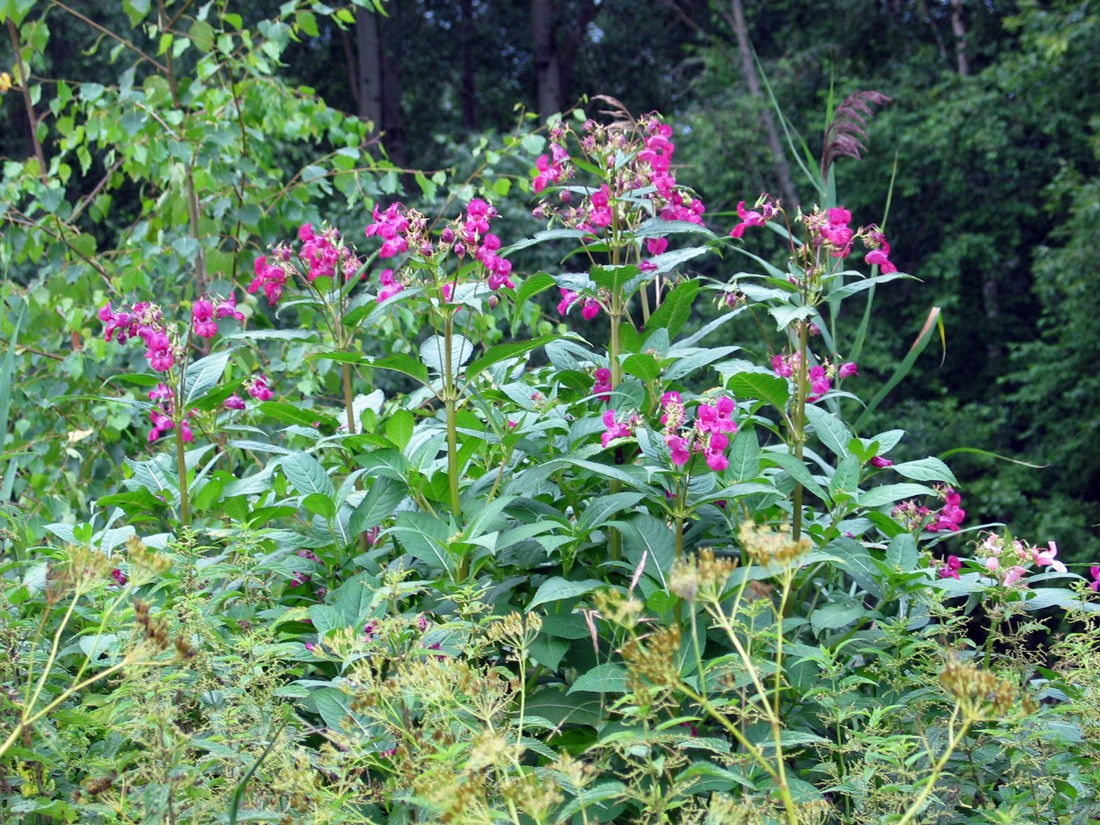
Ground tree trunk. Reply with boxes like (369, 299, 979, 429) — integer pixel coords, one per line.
(729, 0, 798, 208)
(950, 0, 970, 76)
(353, 4, 405, 162)
(461, 0, 478, 130)
(532, 0, 562, 120)
(354, 9, 383, 128)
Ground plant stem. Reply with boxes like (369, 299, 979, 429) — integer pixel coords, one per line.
(791, 319, 809, 542)
(175, 424, 190, 527)
(895, 705, 972, 825)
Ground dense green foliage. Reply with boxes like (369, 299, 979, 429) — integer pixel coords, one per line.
(3, 1, 1100, 823)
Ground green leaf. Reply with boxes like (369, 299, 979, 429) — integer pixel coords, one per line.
(763, 451, 827, 500)
(725, 428, 761, 482)
(804, 404, 851, 458)
(622, 353, 660, 382)
(891, 457, 958, 486)
(646, 279, 699, 338)
(810, 602, 868, 635)
(568, 663, 628, 694)
(256, 402, 339, 431)
(391, 511, 453, 572)
(528, 577, 606, 610)
(577, 493, 646, 533)
(281, 452, 334, 498)
(372, 353, 431, 387)
(182, 350, 231, 407)
(348, 477, 405, 535)
(723, 369, 790, 411)
(887, 533, 918, 569)
(465, 334, 557, 380)
(860, 483, 936, 508)
(189, 19, 215, 51)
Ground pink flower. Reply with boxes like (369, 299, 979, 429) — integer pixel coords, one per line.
(646, 237, 668, 256)
(249, 255, 288, 305)
(581, 298, 600, 320)
(1090, 566, 1100, 592)
(928, 487, 965, 532)
(1002, 565, 1027, 587)
(666, 434, 690, 466)
(870, 455, 893, 468)
(771, 354, 794, 378)
(808, 366, 831, 401)
(223, 394, 246, 411)
(593, 367, 612, 401)
(1031, 541, 1067, 573)
(376, 268, 403, 303)
(111, 568, 128, 587)
(938, 556, 962, 579)
(215, 292, 245, 321)
(145, 331, 174, 372)
(600, 409, 633, 447)
(729, 200, 767, 239)
(838, 361, 859, 379)
(866, 248, 897, 274)
(191, 299, 217, 338)
(247, 374, 273, 402)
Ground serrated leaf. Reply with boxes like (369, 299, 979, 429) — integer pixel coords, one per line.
(282, 452, 334, 498)
(860, 483, 936, 508)
(182, 350, 231, 407)
(891, 457, 958, 485)
(724, 370, 790, 411)
(804, 404, 851, 458)
(568, 663, 628, 694)
(528, 577, 606, 610)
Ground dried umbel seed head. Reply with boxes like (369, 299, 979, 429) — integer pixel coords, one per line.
(592, 589, 643, 630)
(738, 520, 811, 568)
(939, 658, 1022, 718)
(125, 535, 171, 578)
(669, 547, 737, 602)
(622, 624, 682, 692)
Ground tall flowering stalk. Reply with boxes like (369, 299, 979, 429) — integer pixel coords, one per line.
(530, 104, 708, 560)
(251, 223, 366, 433)
(98, 293, 244, 525)
(362, 199, 516, 531)
(730, 198, 896, 540)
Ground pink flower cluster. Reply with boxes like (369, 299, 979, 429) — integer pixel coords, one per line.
(1091, 566, 1100, 592)
(730, 197, 779, 239)
(730, 199, 898, 275)
(148, 382, 192, 443)
(533, 142, 570, 193)
(593, 367, 612, 401)
(771, 354, 856, 403)
(660, 392, 738, 472)
(891, 486, 966, 534)
(364, 204, 412, 258)
(928, 487, 966, 532)
(601, 409, 639, 448)
(98, 301, 178, 373)
(251, 224, 363, 306)
(362, 199, 515, 301)
(191, 293, 244, 339)
(972, 533, 1067, 588)
(559, 287, 600, 320)
(531, 113, 705, 275)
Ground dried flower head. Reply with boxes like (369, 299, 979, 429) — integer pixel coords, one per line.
(738, 520, 812, 568)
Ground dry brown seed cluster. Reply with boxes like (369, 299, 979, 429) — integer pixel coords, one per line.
(738, 520, 811, 568)
(125, 535, 171, 577)
(939, 658, 1026, 717)
(670, 547, 737, 602)
(622, 624, 682, 693)
(592, 589, 643, 629)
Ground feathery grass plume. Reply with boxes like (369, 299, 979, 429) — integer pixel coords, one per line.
(822, 90, 892, 182)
